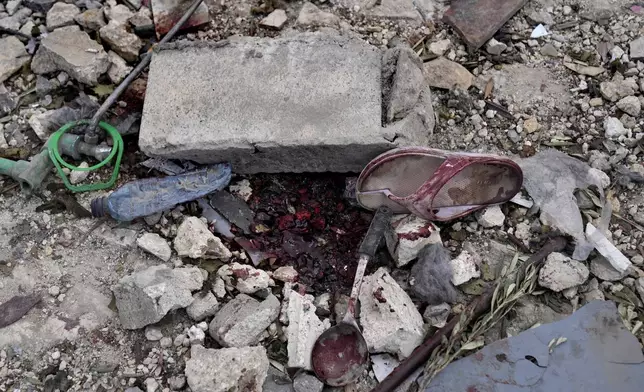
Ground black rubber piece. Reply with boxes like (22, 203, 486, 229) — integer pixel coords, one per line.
(358, 206, 393, 258)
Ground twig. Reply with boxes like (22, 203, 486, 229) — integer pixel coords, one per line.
(369, 237, 567, 392)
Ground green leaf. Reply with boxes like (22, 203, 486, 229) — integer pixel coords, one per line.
(461, 340, 485, 351)
(93, 84, 115, 97)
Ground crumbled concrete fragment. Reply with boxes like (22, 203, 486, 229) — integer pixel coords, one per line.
(185, 345, 269, 392)
(423, 57, 474, 90)
(209, 294, 280, 347)
(107, 51, 132, 84)
(46, 2, 80, 30)
(286, 290, 330, 370)
(293, 373, 324, 392)
(0, 36, 30, 84)
(423, 303, 451, 328)
(616, 96, 641, 116)
(260, 9, 287, 29)
(296, 1, 341, 28)
(186, 291, 219, 321)
(174, 216, 232, 260)
(218, 262, 271, 294)
(604, 117, 627, 139)
(486, 38, 507, 55)
(477, 205, 505, 228)
(450, 251, 480, 286)
(359, 268, 424, 359)
(187, 325, 205, 345)
(145, 326, 163, 341)
(538, 252, 589, 292)
(390, 215, 442, 267)
(272, 266, 299, 283)
(99, 21, 143, 62)
(75, 8, 106, 31)
(137, 232, 172, 262)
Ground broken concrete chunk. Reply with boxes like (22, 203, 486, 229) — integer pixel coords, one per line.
(104, 0, 134, 24)
(145, 325, 163, 341)
(600, 80, 635, 102)
(629, 36, 644, 60)
(31, 27, 110, 85)
(389, 215, 441, 267)
(286, 290, 330, 370)
(46, 2, 80, 30)
(260, 9, 287, 29)
(382, 47, 425, 123)
(0, 7, 32, 30)
(23, 0, 56, 13)
(174, 216, 232, 260)
(100, 21, 143, 62)
(486, 38, 507, 55)
(185, 345, 269, 392)
(423, 303, 451, 328)
(616, 96, 641, 117)
(112, 265, 204, 329)
(359, 268, 424, 359)
(208, 294, 280, 347)
(538, 252, 589, 292)
(423, 57, 474, 90)
(477, 205, 505, 228)
(218, 262, 271, 294)
(444, 0, 528, 49)
(188, 325, 206, 345)
(590, 256, 628, 282)
(74, 8, 107, 31)
(186, 291, 219, 321)
(107, 51, 132, 84)
(331, 0, 429, 21)
(450, 250, 480, 286)
(0, 36, 30, 84)
(428, 39, 452, 56)
(297, 2, 341, 28)
(150, 0, 210, 37)
(140, 33, 414, 173)
(585, 223, 632, 273)
(272, 266, 299, 283)
(136, 232, 172, 261)
(293, 373, 323, 392)
(564, 62, 605, 76)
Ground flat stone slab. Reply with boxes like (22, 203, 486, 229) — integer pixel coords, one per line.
(140, 33, 406, 173)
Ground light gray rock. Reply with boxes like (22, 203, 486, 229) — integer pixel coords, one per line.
(208, 294, 280, 347)
(382, 46, 425, 122)
(128, 7, 153, 29)
(423, 303, 451, 328)
(428, 39, 451, 56)
(296, 2, 341, 28)
(174, 216, 232, 260)
(74, 8, 107, 31)
(540, 43, 559, 57)
(423, 57, 474, 90)
(293, 373, 323, 392)
(186, 291, 219, 321)
(528, 10, 554, 25)
(112, 265, 204, 329)
(168, 376, 186, 391)
(263, 367, 295, 392)
(106, 50, 131, 84)
(31, 26, 109, 85)
(104, 0, 134, 24)
(6, 0, 21, 16)
(486, 38, 507, 55)
(145, 326, 163, 341)
(46, 2, 80, 29)
(331, 0, 430, 21)
(600, 80, 635, 102)
(260, 9, 287, 29)
(69, 161, 90, 184)
(629, 37, 644, 60)
(139, 33, 419, 173)
(450, 250, 480, 286)
(187, 325, 205, 345)
(99, 21, 143, 62)
(477, 205, 505, 228)
(272, 266, 298, 283)
(0, 36, 30, 83)
(0, 7, 32, 30)
(505, 296, 564, 336)
(185, 345, 269, 392)
(218, 262, 271, 294)
(389, 215, 441, 267)
(19, 20, 36, 37)
(590, 256, 628, 282)
(538, 252, 589, 292)
(359, 268, 424, 359)
(616, 96, 641, 116)
(604, 117, 627, 139)
(23, 0, 56, 13)
(286, 290, 330, 370)
(137, 232, 172, 261)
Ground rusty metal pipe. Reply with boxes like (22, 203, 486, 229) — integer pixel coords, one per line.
(370, 236, 567, 392)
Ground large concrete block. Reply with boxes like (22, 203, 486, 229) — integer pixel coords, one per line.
(139, 33, 429, 173)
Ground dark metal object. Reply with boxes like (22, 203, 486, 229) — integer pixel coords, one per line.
(311, 206, 393, 386)
(85, 0, 205, 144)
(443, 0, 529, 50)
(370, 237, 567, 392)
(0, 293, 41, 328)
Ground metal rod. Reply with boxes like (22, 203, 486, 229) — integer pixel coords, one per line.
(85, 0, 205, 143)
(370, 236, 567, 392)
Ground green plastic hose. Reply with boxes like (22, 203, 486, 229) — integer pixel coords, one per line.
(48, 120, 124, 192)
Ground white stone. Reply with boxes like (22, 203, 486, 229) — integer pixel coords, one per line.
(604, 117, 627, 139)
(538, 252, 589, 292)
(6, 0, 21, 16)
(185, 345, 269, 392)
(137, 232, 172, 262)
(218, 262, 270, 294)
(260, 9, 287, 29)
(563, 5, 572, 15)
(286, 290, 330, 370)
(145, 378, 159, 392)
(296, 1, 341, 28)
(209, 294, 281, 347)
(112, 265, 204, 329)
(51, 351, 60, 360)
(48, 286, 60, 297)
(429, 39, 451, 56)
(590, 256, 629, 281)
(160, 337, 172, 348)
(212, 277, 227, 298)
(486, 38, 507, 55)
(187, 325, 206, 345)
(450, 251, 480, 286)
(359, 268, 424, 359)
(390, 215, 442, 267)
(477, 205, 505, 228)
(46, 3, 80, 30)
(186, 291, 219, 321)
(0, 36, 30, 84)
(145, 326, 163, 341)
(616, 96, 641, 116)
(229, 179, 252, 201)
(168, 376, 186, 391)
(174, 216, 232, 260)
(629, 37, 644, 60)
(107, 51, 132, 84)
(104, 0, 134, 25)
(272, 266, 299, 283)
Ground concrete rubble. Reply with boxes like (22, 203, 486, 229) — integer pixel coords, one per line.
(107, 50, 132, 84)
(46, 2, 80, 30)
(450, 250, 481, 286)
(100, 21, 143, 62)
(112, 265, 204, 329)
(359, 268, 425, 359)
(260, 9, 287, 29)
(136, 232, 172, 261)
(285, 290, 330, 370)
(74, 8, 106, 31)
(389, 215, 442, 267)
(538, 252, 589, 292)
(186, 291, 219, 321)
(31, 26, 110, 85)
(174, 216, 232, 260)
(218, 262, 272, 294)
(296, 2, 343, 28)
(477, 205, 505, 228)
(0, 36, 30, 84)
(423, 57, 474, 90)
(209, 294, 280, 347)
(185, 345, 269, 392)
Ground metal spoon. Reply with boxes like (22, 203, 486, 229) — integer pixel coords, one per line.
(311, 206, 393, 386)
